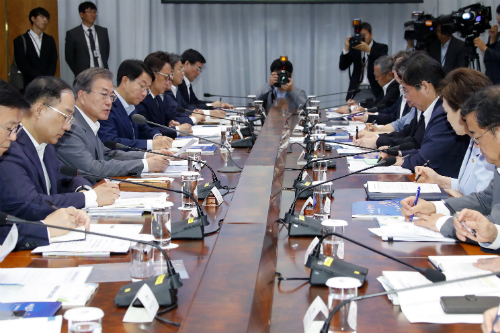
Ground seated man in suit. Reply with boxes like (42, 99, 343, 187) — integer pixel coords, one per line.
(400, 86, 500, 241)
(55, 68, 172, 184)
(180, 48, 231, 116)
(137, 51, 193, 136)
(375, 53, 469, 178)
(0, 77, 119, 222)
(256, 56, 306, 111)
(0, 80, 90, 251)
(14, 7, 58, 88)
(98, 59, 173, 150)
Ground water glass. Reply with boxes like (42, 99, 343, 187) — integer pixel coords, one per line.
(307, 106, 318, 115)
(326, 277, 361, 333)
(151, 203, 173, 247)
(130, 234, 155, 281)
(307, 95, 316, 107)
(181, 171, 200, 209)
(254, 100, 263, 114)
(310, 100, 320, 111)
(247, 95, 256, 109)
(224, 126, 234, 146)
(312, 181, 332, 221)
(312, 159, 327, 182)
(311, 134, 326, 155)
(309, 113, 319, 127)
(322, 219, 347, 260)
(313, 123, 326, 135)
(64, 307, 104, 333)
(187, 148, 202, 171)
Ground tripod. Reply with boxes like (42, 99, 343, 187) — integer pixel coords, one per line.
(463, 38, 481, 71)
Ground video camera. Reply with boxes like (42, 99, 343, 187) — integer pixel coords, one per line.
(274, 55, 291, 88)
(438, 3, 491, 43)
(349, 19, 365, 47)
(404, 11, 437, 50)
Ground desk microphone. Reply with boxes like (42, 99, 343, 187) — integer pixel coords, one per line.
(317, 98, 374, 112)
(60, 166, 209, 240)
(0, 212, 182, 308)
(305, 231, 446, 286)
(103, 140, 220, 200)
(131, 114, 242, 173)
(311, 89, 361, 99)
(283, 157, 397, 237)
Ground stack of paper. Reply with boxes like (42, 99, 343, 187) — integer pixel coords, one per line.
(85, 193, 170, 216)
(368, 216, 456, 242)
(428, 255, 499, 274)
(172, 137, 199, 148)
(0, 316, 63, 332)
(348, 158, 413, 174)
(192, 126, 221, 137)
(367, 181, 440, 194)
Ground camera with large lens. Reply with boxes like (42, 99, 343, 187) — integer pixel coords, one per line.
(274, 55, 291, 88)
(404, 11, 437, 50)
(438, 3, 491, 42)
(349, 19, 365, 47)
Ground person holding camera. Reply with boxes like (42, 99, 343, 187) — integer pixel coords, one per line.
(338, 21, 388, 107)
(256, 57, 306, 111)
(474, 5, 500, 84)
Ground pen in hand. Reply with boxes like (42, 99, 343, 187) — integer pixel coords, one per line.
(441, 199, 477, 237)
(410, 186, 420, 222)
(45, 200, 58, 211)
(414, 159, 430, 183)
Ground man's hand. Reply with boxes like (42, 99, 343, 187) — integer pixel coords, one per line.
(152, 136, 173, 149)
(210, 109, 226, 118)
(169, 120, 180, 127)
(146, 154, 171, 173)
(281, 78, 294, 92)
(352, 113, 368, 123)
(210, 101, 233, 109)
(178, 123, 193, 134)
(406, 39, 414, 50)
(414, 214, 443, 232)
(482, 306, 500, 333)
(357, 129, 375, 139)
(400, 196, 436, 222)
(192, 112, 205, 124)
(344, 36, 351, 52)
(269, 72, 278, 87)
(364, 123, 379, 132)
(474, 37, 488, 52)
(353, 136, 377, 148)
(94, 183, 120, 207)
(474, 257, 500, 272)
(336, 100, 357, 114)
(454, 208, 498, 243)
(353, 41, 371, 53)
(43, 207, 91, 237)
(489, 25, 498, 42)
(415, 166, 450, 188)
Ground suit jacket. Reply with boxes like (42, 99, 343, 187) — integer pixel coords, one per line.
(178, 79, 211, 109)
(339, 40, 388, 100)
(485, 35, 500, 85)
(136, 94, 177, 138)
(98, 99, 161, 150)
(65, 24, 110, 77)
(369, 79, 400, 109)
(256, 83, 307, 111)
(426, 36, 467, 74)
(401, 100, 469, 178)
(368, 95, 412, 125)
(55, 109, 145, 184)
(13, 31, 58, 87)
(1, 221, 50, 251)
(0, 129, 89, 221)
(162, 91, 195, 126)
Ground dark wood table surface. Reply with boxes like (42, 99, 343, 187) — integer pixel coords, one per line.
(0, 108, 491, 332)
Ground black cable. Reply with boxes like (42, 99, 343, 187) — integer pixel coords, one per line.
(204, 219, 223, 236)
(274, 218, 289, 231)
(287, 142, 306, 153)
(155, 302, 181, 326)
(284, 167, 302, 171)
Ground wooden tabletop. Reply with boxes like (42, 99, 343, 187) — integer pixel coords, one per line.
(0, 108, 491, 332)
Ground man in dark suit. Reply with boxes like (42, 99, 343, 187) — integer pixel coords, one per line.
(338, 22, 388, 104)
(178, 49, 229, 118)
(0, 80, 91, 251)
(13, 7, 58, 88)
(98, 60, 173, 150)
(425, 25, 467, 74)
(474, 5, 500, 85)
(65, 2, 110, 77)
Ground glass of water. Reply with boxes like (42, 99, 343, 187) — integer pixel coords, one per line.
(181, 171, 200, 209)
(321, 219, 347, 260)
(312, 181, 332, 221)
(64, 307, 104, 333)
(326, 277, 361, 333)
(130, 234, 155, 281)
(312, 159, 327, 182)
(151, 203, 173, 247)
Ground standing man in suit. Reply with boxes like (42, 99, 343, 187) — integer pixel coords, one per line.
(55, 68, 172, 184)
(0, 79, 90, 251)
(98, 59, 173, 150)
(65, 2, 110, 78)
(14, 7, 58, 88)
(179, 49, 230, 117)
(474, 5, 500, 85)
(0, 77, 119, 222)
(338, 22, 388, 106)
(425, 24, 467, 74)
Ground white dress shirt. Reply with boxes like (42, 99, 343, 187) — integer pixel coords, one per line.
(441, 39, 451, 66)
(82, 23, 103, 68)
(342, 39, 374, 86)
(382, 78, 395, 96)
(169, 86, 201, 124)
(28, 30, 43, 57)
(183, 75, 212, 110)
(398, 85, 408, 119)
(420, 97, 439, 128)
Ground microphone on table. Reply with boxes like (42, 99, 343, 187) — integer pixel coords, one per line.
(60, 166, 209, 240)
(303, 231, 446, 287)
(131, 114, 242, 173)
(283, 157, 397, 238)
(176, 107, 256, 148)
(0, 211, 182, 308)
(301, 89, 362, 114)
(103, 140, 220, 200)
(318, 272, 500, 333)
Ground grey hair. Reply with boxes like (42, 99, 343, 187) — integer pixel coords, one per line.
(72, 67, 113, 98)
(374, 55, 394, 75)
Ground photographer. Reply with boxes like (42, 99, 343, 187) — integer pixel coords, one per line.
(256, 57, 306, 111)
(474, 5, 500, 84)
(339, 21, 388, 103)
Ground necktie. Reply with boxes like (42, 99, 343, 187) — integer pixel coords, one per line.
(87, 29, 100, 67)
(188, 85, 195, 104)
(359, 54, 366, 84)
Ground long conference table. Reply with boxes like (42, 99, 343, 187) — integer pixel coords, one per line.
(0, 106, 491, 332)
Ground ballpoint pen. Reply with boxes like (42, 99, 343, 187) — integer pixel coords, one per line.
(491, 305, 500, 333)
(410, 186, 420, 222)
(45, 199, 58, 211)
(414, 159, 430, 183)
(441, 199, 477, 237)
(356, 126, 359, 140)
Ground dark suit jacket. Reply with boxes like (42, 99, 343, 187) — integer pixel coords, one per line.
(162, 91, 195, 127)
(178, 80, 212, 109)
(0, 129, 90, 221)
(1, 221, 50, 251)
(136, 94, 177, 138)
(65, 24, 110, 77)
(13, 31, 58, 87)
(339, 40, 388, 100)
(426, 36, 467, 74)
(98, 98, 161, 150)
(485, 35, 500, 85)
(369, 79, 400, 109)
(401, 100, 469, 178)
(368, 95, 411, 125)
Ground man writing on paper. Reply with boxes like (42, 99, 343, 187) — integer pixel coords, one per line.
(0, 80, 90, 251)
(55, 68, 172, 184)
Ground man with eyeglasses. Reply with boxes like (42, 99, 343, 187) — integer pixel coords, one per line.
(55, 68, 172, 184)
(0, 77, 119, 223)
(98, 59, 173, 151)
(65, 1, 110, 77)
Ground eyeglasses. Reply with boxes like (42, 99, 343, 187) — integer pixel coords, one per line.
(374, 71, 390, 79)
(0, 123, 23, 139)
(85, 10, 98, 15)
(133, 80, 150, 92)
(155, 71, 173, 81)
(44, 104, 75, 125)
(471, 129, 490, 146)
(89, 91, 117, 102)
(194, 64, 202, 73)
(176, 66, 184, 73)
(402, 84, 420, 97)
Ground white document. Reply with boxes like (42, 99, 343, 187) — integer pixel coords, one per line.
(326, 111, 347, 119)
(366, 181, 441, 194)
(348, 159, 412, 175)
(289, 137, 305, 144)
(0, 224, 18, 262)
(303, 296, 328, 333)
(87, 195, 169, 211)
(0, 266, 92, 285)
(370, 217, 456, 243)
(192, 126, 221, 137)
(118, 192, 169, 200)
(123, 284, 159, 323)
(428, 255, 499, 274)
(0, 283, 98, 306)
(0, 315, 62, 333)
(377, 276, 400, 305)
(172, 137, 199, 148)
(174, 138, 197, 156)
(49, 226, 85, 243)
